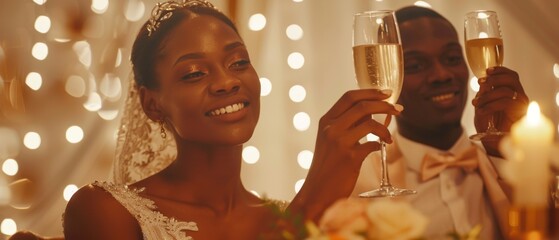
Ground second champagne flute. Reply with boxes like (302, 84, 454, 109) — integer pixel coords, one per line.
(352, 10, 416, 197)
(464, 10, 506, 140)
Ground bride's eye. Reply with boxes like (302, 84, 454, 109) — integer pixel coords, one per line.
(181, 71, 206, 81)
(230, 59, 250, 70)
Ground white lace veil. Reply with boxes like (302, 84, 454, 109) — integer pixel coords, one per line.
(110, 0, 224, 185)
(111, 75, 176, 185)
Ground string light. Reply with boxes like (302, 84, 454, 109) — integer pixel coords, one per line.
(287, 52, 305, 69)
(260, 77, 272, 96)
(289, 85, 306, 103)
(248, 13, 266, 31)
(293, 112, 311, 131)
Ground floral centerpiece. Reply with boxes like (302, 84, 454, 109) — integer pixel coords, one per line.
(273, 198, 481, 240)
(308, 198, 427, 240)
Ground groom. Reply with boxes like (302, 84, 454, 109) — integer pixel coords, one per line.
(352, 6, 529, 239)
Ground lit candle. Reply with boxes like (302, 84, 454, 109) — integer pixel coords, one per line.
(510, 101, 554, 206)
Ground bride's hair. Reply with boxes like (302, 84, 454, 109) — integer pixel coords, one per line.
(131, 0, 238, 89)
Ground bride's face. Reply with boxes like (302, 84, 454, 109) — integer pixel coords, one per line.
(148, 15, 261, 146)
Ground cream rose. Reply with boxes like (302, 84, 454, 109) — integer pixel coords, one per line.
(365, 199, 428, 240)
(319, 198, 370, 236)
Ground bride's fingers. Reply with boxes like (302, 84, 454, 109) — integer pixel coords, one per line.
(354, 141, 382, 161)
(323, 89, 392, 119)
(339, 116, 392, 144)
(323, 101, 402, 131)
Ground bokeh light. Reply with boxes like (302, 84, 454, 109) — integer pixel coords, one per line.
(287, 52, 305, 69)
(297, 150, 313, 169)
(242, 146, 260, 164)
(99, 75, 122, 99)
(23, 132, 41, 150)
(260, 77, 272, 96)
(366, 133, 380, 142)
(25, 72, 42, 91)
(73, 41, 92, 68)
(0, 218, 17, 236)
(65, 75, 86, 98)
(469, 77, 479, 92)
(33, 0, 47, 5)
(63, 184, 79, 201)
(414, 1, 432, 7)
(2, 159, 18, 176)
(289, 85, 306, 102)
(125, 0, 145, 22)
(34, 15, 51, 34)
(286, 24, 303, 41)
(294, 179, 305, 193)
(66, 126, 84, 144)
(31, 42, 48, 60)
(83, 92, 103, 112)
(91, 0, 109, 14)
(248, 13, 266, 31)
(293, 112, 311, 131)
(98, 110, 119, 121)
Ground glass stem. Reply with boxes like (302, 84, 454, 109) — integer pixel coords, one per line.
(379, 140, 392, 188)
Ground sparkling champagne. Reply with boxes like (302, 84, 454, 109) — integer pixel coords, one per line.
(353, 43, 403, 104)
(465, 37, 504, 78)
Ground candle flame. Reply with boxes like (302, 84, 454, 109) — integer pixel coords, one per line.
(526, 101, 541, 125)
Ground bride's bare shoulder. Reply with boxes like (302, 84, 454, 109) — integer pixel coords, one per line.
(63, 183, 142, 240)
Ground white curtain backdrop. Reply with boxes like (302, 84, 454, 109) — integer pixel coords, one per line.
(0, 0, 557, 238)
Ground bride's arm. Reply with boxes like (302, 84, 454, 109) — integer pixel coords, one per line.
(63, 184, 141, 240)
(287, 89, 401, 222)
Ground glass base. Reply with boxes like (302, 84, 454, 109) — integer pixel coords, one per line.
(469, 130, 507, 141)
(358, 186, 417, 198)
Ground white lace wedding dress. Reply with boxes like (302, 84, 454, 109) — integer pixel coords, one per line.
(94, 181, 199, 239)
(86, 80, 288, 239)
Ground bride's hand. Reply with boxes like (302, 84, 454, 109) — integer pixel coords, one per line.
(289, 89, 403, 222)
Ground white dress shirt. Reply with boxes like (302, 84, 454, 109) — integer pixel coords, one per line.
(354, 131, 500, 239)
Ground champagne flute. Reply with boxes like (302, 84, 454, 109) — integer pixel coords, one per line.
(464, 10, 506, 141)
(352, 10, 416, 197)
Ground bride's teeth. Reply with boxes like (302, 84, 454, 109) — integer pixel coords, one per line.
(210, 103, 245, 116)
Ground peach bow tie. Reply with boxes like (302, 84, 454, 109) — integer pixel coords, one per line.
(420, 146, 479, 182)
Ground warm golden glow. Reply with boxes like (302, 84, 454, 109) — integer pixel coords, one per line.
(526, 101, 542, 125)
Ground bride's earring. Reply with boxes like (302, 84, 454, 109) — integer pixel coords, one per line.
(159, 120, 167, 139)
